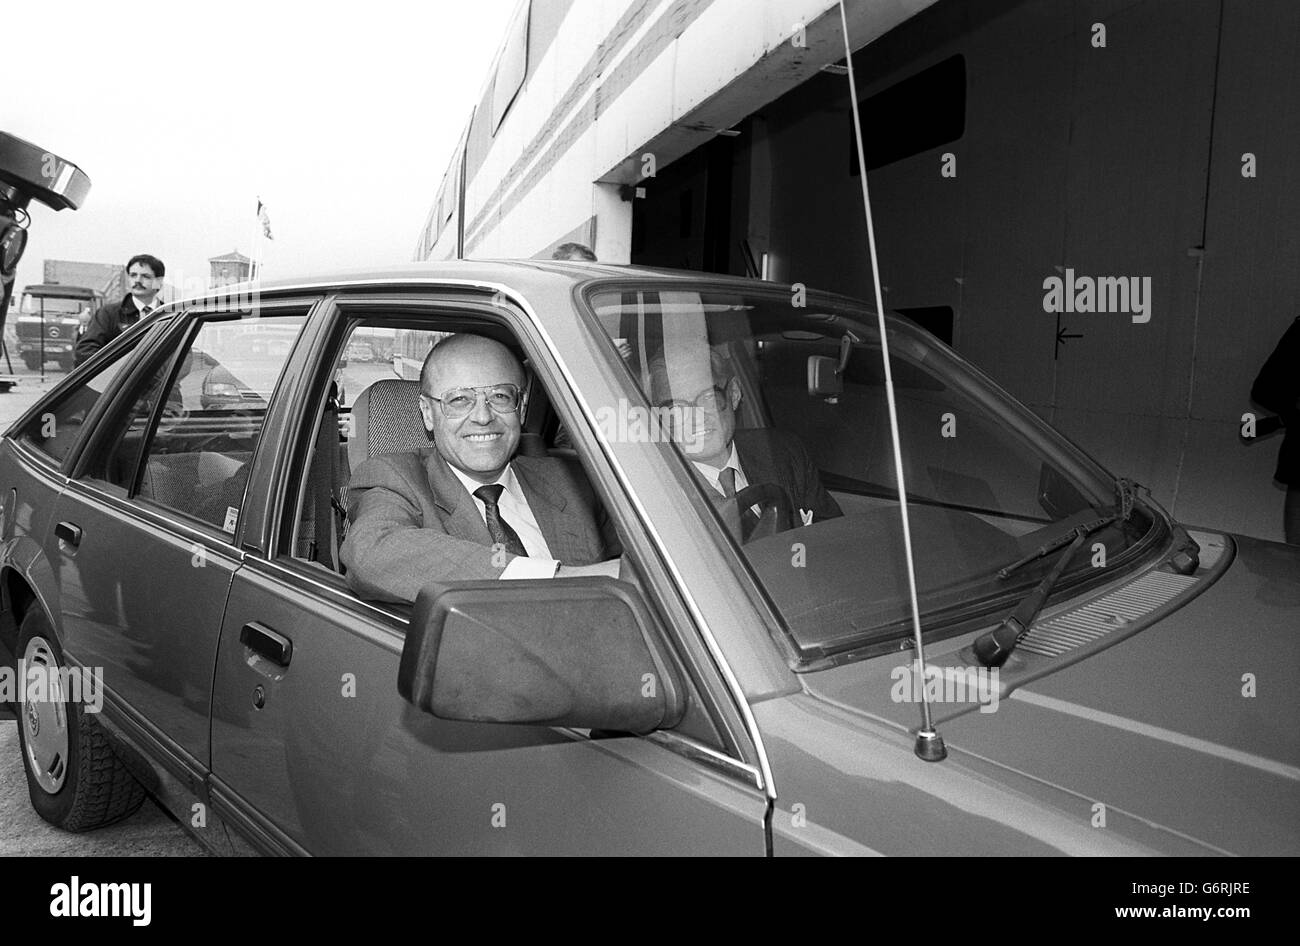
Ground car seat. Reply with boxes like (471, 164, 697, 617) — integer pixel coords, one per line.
(348, 379, 430, 470)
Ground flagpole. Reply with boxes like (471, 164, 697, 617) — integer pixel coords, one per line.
(246, 200, 258, 286)
(252, 197, 260, 283)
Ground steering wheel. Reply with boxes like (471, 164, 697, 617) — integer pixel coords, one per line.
(731, 482, 794, 539)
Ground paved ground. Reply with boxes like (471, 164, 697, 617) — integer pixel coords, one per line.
(0, 365, 64, 422)
(0, 361, 205, 856)
(0, 722, 205, 855)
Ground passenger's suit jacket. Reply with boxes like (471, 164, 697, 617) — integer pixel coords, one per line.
(1252, 316, 1300, 485)
(341, 447, 618, 604)
(731, 427, 842, 521)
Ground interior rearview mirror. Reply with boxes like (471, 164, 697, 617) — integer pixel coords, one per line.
(808, 354, 843, 398)
(398, 578, 686, 733)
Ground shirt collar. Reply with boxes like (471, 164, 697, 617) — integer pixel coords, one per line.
(449, 462, 519, 503)
(690, 442, 740, 487)
(127, 295, 156, 316)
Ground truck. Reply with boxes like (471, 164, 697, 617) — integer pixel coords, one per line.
(15, 283, 102, 371)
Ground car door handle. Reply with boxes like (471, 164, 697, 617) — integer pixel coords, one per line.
(240, 622, 293, 668)
(54, 521, 82, 548)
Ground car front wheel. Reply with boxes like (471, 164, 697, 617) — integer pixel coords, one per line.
(13, 608, 145, 831)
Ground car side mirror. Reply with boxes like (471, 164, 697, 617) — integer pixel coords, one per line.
(398, 578, 686, 734)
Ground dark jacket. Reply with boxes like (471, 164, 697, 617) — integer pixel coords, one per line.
(733, 427, 843, 522)
(1251, 316, 1300, 485)
(74, 294, 147, 366)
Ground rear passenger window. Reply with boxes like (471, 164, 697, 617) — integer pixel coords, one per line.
(91, 311, 308, 533)
(18, 321, 165, 465)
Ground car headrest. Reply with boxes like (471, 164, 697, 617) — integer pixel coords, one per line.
(349, 379, 430, 470)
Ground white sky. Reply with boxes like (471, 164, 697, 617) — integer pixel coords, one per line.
(5, 0, 518, 302)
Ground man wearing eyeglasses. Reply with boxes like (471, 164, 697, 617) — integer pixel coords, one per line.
(341, 333, 622, 604)
(74, 253, 165, 366)
(648, 347, 841, 530)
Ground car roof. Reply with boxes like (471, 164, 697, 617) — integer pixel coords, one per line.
(175, 259, 874, 316)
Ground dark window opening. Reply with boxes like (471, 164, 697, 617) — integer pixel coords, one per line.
(849, 54, 966, 175)
(894, 305, 955, 346)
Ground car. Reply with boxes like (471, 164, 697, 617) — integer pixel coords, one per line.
(0, 260, 1296, 856)
(14, 284, 101, 372)
(345, 340, 375, 363)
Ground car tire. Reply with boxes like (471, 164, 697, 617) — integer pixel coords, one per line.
(21, 352, 38, 370)
(13, 608, 146, 831)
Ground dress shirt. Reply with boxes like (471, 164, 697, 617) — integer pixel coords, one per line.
(449, 463, 559, 579)
(691, 443, 760, 515)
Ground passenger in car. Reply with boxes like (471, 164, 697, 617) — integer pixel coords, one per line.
(648, 347, 842, 528)
(340, 334, 622, 604)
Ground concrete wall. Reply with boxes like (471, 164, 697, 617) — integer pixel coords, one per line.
(754, 0, 1298, 541)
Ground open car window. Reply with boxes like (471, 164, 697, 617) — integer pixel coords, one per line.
(584, 285, 1158, 663)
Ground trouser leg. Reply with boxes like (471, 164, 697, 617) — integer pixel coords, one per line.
(1284, 485, 1300, 545)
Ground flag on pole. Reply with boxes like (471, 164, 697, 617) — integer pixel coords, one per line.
(257, 199, 274, 240)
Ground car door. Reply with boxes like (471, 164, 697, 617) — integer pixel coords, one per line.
(208, 291, 771, 855)
(46, 300, 315, 791)
(1, 318, 169, 657)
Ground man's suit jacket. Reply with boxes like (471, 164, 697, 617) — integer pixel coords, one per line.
(341, 447, 618, 603)
(731, 427, 842, 521)
(1252, 316, 1300, 485)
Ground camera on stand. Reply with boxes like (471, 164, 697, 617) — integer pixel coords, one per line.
(0, 131, 92, 389)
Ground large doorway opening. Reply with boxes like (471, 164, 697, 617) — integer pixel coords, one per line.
(630, 133, 743, 276)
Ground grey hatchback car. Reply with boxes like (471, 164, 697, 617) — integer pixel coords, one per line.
(1, 261, 1296, 855)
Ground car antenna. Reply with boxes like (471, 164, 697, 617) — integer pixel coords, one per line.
(837, 2, 945, 762)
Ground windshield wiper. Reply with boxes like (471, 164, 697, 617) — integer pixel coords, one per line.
(973, 479, 1136, 668)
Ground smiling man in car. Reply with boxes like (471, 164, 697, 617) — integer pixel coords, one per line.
(340, 333, 621, 604)
(648, 345, 842, 530)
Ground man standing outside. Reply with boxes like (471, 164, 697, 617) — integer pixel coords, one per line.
(1251, 316, 1300, 544)
(551, 242, 597, 261)
(74, 253, 164, 366)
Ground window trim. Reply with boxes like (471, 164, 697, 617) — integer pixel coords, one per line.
(68, 300, 315, 543)
(7, 315, 174, 472)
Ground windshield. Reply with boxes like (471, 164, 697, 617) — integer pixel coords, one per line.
(584, 284, 1159, 662)
(21, 293, 91, 316)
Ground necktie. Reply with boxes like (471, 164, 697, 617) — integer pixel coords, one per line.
(717, 466, 758, 532)
(473, 484, 528, 557)
(717, 466, 738, 498)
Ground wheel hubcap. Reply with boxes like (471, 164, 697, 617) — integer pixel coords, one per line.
(20, 636, 69, 794)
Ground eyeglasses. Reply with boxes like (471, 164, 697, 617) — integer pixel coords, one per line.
(656, 385, 728, 412)
(425, 383, 522, 419)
